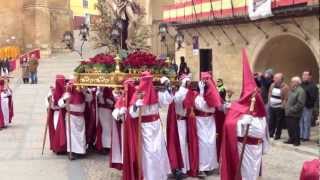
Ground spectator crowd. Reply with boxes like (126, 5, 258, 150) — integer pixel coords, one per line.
(254, 70, 319, 146)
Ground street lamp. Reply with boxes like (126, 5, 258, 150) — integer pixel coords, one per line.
(159, 23, 168, 42)
(175, 31, 184, 50)
(62, 31, 85, 59)
(79, 24, 89, 41)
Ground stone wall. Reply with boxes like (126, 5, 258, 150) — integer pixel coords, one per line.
(0, 0, 72, 55)
(49, 0, 73, 53)
(0, 1, 24, 48)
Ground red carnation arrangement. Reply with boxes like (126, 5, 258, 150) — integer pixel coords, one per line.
(89, 53, 115, 65)
(123, 51, 157, 68)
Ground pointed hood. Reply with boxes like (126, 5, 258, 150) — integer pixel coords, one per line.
(130, 72, 158, 106)
(233, 49, 266, 117)
(66, 81, 84, 105)
(200, 72, 222, 108)
(53, 75, 66, 105)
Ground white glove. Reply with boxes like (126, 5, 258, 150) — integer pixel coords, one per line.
(106, 98, 114, 106)
(198, 81, 205, 96)
(62, 93, 71, 100)
(96, 89, 102, 97)
(119, 108, 127, 116)
(135, 99, 144, 107)
(224, 102, 231, 109)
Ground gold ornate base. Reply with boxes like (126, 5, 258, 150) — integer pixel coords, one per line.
(74, 72, 177, 88)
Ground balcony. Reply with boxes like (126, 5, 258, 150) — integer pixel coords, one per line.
(162, 0, 319, 28)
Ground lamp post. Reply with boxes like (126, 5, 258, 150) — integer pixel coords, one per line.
(79, 24, 89, 41)
(175, 31, 184, 50)
(159, 23, 168, 42)
(63, 28, 86, 59)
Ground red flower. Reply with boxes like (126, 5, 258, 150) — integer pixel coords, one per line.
(124, 51, 157, 68)
(88, 54, 115, 65)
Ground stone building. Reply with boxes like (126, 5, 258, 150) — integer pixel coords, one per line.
(0, 0, 72, 56)
(160, 0, 319, 94)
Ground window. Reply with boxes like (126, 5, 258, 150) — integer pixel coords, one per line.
(83, 0, 88, 9)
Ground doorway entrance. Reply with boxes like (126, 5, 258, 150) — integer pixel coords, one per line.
(254, 35, 319, 83)
(199, 49, 213, 76)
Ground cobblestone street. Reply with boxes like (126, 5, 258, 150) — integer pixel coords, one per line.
(0, 46, 318, 180)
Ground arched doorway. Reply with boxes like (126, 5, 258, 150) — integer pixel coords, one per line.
(254, 35, 319, 83)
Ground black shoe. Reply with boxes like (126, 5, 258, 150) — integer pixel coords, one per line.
(175, 170, 188, 180)
(205, 169, 218, 176)
(284, 140, 293, 144)
(198, 171, 207, 179)
(274, 136, 281, 140)
(293, 143, 300, 146)
(302, 139, 309, 142)
(69, 154, 76, 160)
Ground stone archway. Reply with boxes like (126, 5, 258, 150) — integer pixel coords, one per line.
(254, 34, 319, 83)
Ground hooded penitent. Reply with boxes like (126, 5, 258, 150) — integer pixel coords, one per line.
(122, 78, 142, 180)
(220, 49, 266, 180)
(48, 75, 67, 153)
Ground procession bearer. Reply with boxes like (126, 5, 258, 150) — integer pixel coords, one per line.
(128, 72, 173, 180)
(194, 72, 222, 176)
(58, 81, 93, 160)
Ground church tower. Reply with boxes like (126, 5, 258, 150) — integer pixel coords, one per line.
(23, 0, 51, 55)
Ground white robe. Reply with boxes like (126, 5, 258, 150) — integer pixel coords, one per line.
(173, 86, 190, 173)
(1, 89, 11, 126)
(237, 115, 269, 180)
(111, 106, 126, 165)
(58, 93, 92, 154)
(129, 91, 172, 180)
(194, 95, 219, 171)
(97, 94, 113, 148)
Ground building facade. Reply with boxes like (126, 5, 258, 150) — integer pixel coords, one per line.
(70, 0, 99, 28)
(0, 0, 73, 56)
(160, 0, 319, 94)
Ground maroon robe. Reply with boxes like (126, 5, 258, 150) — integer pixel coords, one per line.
(8, 92, 13, 123)
(183, 89, 199, 177)
(85, 92, 97, 148)
(0, 96, 4, 128)
(122, 79, 143, 180)
(166, 102, 184, 170)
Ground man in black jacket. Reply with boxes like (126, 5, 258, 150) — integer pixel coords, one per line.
(300, 71, 319, 141)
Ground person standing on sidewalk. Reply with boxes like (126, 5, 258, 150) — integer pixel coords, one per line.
(21, 56, 29, 84)
(28, 54, 39, 84)
(300, 71, 319, 141)
(268, 73, 289, 140)
(285, 76, 306, 146)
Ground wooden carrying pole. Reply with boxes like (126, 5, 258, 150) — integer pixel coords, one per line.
(67, 102, 73, 160)
(41, 97, 51, 155)
(236, 90, 257, 180)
